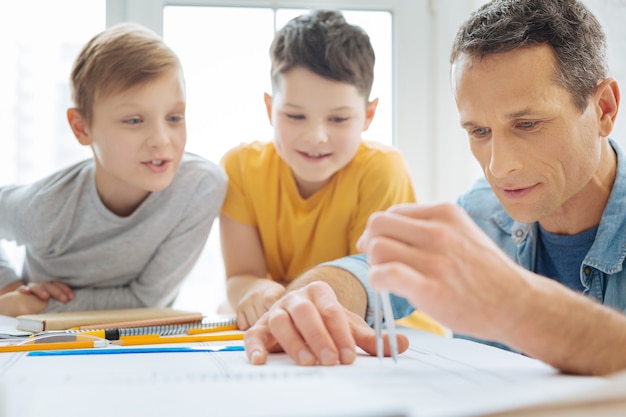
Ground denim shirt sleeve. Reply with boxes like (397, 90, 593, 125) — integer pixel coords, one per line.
(321, 253, 415, 327)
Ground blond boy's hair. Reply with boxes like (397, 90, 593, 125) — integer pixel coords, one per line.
(70, 22, 181, 125)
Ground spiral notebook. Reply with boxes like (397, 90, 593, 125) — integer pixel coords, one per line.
(16, 307, 211, 333)
(84, 315, 238, 337)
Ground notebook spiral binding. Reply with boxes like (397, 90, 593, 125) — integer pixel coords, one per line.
(70, 315, 237, 337)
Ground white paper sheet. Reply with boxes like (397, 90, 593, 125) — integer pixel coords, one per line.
(0, 324, 621, 417)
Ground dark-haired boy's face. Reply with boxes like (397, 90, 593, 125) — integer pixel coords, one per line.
(266, 67, 377, 198)
(452, 45, 614, 233)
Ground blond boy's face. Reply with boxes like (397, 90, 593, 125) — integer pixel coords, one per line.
(266, 67, 377, 198)
(76, 69, 186, 215)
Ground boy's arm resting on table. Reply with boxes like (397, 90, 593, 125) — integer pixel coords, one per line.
(47, 210, 218, 312)
(43, 175, 225, 313)
(220, 214, 286, 329)
(243, 258, 410, 366)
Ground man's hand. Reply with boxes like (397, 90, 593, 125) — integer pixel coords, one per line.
(235, 279, 285, 330)
(358, 202, 531, 343)
(244, 281, 409, 366)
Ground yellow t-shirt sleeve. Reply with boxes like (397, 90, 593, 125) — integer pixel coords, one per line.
(348, 146, 416, 251)
(220, 145, 257, 226)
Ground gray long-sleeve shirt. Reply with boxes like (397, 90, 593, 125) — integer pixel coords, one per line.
(0, 152, 226, 312)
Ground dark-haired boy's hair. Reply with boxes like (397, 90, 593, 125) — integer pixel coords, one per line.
(270, 10, 375, 99)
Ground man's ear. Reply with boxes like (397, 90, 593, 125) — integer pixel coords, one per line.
(362, 97, 379, 132)
(67, 108, 91, 146)
(263, 93, 273, 126)
(595, 78, 620, 138)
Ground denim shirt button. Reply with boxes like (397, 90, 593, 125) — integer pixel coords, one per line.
(514, 229, 524, 238)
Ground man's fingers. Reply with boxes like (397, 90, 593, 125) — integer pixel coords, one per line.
(369, 262, 432, 307)
(350, 316, 410, 357)
(309, 285, 357, 364)
(266, 306, 318, 365)
(243, 281, 360, 366)
(358, 333, 410, 357)
(386, 202, 457, 221)
(362, 212, 441, 257)
(280, 289, 347, 366)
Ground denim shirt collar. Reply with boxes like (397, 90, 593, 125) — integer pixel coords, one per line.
(489, 138, 626, 274)
(585, 138, 626, 274)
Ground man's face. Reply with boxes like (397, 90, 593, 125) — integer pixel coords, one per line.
(452, 45, 603, 226)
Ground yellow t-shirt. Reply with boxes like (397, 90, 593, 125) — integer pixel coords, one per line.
(220, 140, 415, 282)
(221, 140, 446, 335)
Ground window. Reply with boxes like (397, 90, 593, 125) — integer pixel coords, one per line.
(0, 0, 106, 275)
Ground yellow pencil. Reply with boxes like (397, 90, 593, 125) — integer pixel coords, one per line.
(187, 324, 239, 335)
(114, 334, 171, 345)
(0, 340, 108, 353)
(119, 333, 244, 346)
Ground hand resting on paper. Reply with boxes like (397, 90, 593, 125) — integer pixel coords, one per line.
(232, 278, 285, 330)
(244, 280, 409, 366)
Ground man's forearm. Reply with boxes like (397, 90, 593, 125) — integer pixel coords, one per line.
(505, 274, 626, 376)
(286, 266, 368, 318)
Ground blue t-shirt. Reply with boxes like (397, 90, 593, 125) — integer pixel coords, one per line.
(535, 224, 598, 293)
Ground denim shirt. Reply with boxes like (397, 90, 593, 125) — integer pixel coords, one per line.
(326, 138, 626, 329)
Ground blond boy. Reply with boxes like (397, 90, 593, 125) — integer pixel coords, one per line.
(0, 23, 226, 316)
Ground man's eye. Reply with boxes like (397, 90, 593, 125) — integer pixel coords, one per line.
(517, 121, 536, 129)
(330, 116, 348, 123)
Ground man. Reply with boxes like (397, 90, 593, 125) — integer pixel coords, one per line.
(244, 0, 626, 376)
